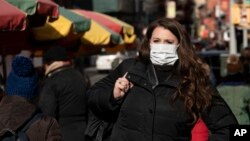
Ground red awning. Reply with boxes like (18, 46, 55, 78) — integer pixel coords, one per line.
(0, 0, 59, 31)
(0, 0, 26, 31)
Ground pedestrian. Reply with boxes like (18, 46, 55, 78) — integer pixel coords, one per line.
(87, 18, 238, 141)
(221, 54, 244, 84)
(239, 47, 250, 84)
(217, 54, 250, 124)
(0, 56, 61, 141)
(38, 46, 88, 141)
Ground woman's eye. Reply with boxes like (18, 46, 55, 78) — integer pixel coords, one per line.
(152, 40, 160, 43)
(165, 41, 174, 44)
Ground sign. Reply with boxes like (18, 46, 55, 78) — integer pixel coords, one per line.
(231, 4, 250, 28)
(230, 125, 250, 141)
(240, 6, 250, 26)
(165, 1, 176, 18)
(231, 4, 240, 24)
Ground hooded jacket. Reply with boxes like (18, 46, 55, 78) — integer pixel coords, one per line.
(0, 95, 61, 141)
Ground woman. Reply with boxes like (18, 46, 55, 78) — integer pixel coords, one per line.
(87, 18, 238, 141)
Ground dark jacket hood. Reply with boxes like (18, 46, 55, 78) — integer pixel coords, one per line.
(0, 95, 37, 135)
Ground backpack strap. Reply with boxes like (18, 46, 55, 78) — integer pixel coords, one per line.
(0, 112, 44, 141)
(17, 112, 44, 141)
(21, 113, 44, 132)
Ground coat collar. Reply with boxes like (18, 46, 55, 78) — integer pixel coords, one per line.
(46, 65, 72, 78)
(0, 95, 37, 135)
(126, 60, 181, 89)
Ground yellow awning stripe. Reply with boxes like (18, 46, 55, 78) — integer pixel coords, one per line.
(82, 20, 112, 45)
(32, 15, 74, 41)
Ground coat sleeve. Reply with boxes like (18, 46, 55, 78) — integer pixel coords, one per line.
(87, 59, 134, 119)
(201, 87, 238, 141)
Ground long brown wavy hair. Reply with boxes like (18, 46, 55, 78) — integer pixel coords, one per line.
(139, 18, 213, 122)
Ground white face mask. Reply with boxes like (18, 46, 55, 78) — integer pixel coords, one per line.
(150, 43, 179, 66)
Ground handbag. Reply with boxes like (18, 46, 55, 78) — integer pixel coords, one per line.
(85, 110, 114, 141)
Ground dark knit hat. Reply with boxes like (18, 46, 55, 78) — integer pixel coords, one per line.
(5, 56, 38, 100)
(43, 46, 69, 64)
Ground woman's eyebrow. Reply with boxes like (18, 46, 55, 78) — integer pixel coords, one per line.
(164, 39, 175, 42)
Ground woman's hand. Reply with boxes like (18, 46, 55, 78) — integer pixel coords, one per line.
(113, 72, 133, 100)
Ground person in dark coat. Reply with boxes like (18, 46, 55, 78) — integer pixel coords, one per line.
(87, 18, 238, 141)
(218, 54, 250, 124)
(0, 56, 61, 141)
(38, 46, 88, 141)
(240, 47, 250, 84)
(221, 54, 244, 85)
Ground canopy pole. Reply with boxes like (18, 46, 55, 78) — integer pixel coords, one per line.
(243, 0, 249, 49)
(229, 0, 237, 54)
(1, 46, 7, 83)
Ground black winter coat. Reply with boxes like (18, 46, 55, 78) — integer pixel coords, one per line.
(88, 58, 238, 141)
(39, 66, 88, 141)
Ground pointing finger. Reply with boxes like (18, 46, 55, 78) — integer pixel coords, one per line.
(123, 72, 128, 78)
